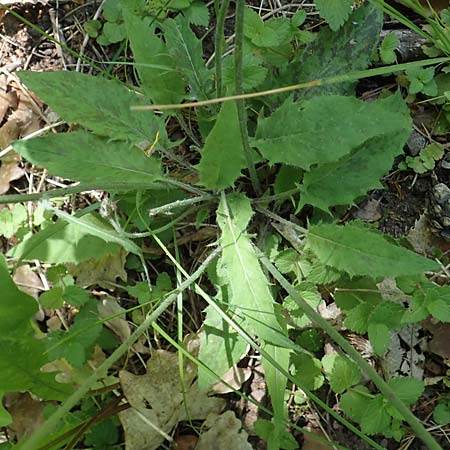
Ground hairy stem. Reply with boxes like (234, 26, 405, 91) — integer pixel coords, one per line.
(234, 0, 262, 196)
(214, 0, 231, 98)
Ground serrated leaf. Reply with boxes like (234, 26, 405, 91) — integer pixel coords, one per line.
(368, 322, 390, 355)
(290, 352, 324, 391)
(306, 222, 439, 279)
(294, 4, 382, 98)
(300, 132, 410, 211)
(122, 8, 185, 105)
(223, 51, 268, 91)
(387, 377, 424, 405)
(380, 32, 399, 64)
(14, 131, 162, 186)
(0, 256, 70, 399)
(8, 214, 122, 264)
(315, 0, 353, 31)
(183, 1, 209, 26)
(164, 15, 211, 100)
(340, 386, 371, 422)
(197, 102, 245, 190)
(428, 299, 450, 322)
(434, 401, 450, 425)
(46, 299, 102, 368)
(253, 93, 411, 171)
(334, 278, 381, 311)
(244, 7, 284, 48)
(322, 353, 361, 394)
(369, 301, 404, 330)
(217, 193, 293, 348)
(361, 396, 391, 435)
(18, 71, 161, 144)
(344, 302, 375, 334)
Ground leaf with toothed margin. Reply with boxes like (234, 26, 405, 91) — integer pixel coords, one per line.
(305, 222, 439, 279)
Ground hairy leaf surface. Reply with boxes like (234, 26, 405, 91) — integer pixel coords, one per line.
(8, 214, 121, 264)
(164, 15, 211, 100)
(14, 131, 163, 185)
(300, 133, 410, 211)
(217, 193, 292, 348)
(306, 223, 439, 278)
(294, 4, 382, 98)
(122, 8, 185, 105)
(253, 94, 411, 170)
(197, 102, 246, 190)
(18, 71, 162, 144)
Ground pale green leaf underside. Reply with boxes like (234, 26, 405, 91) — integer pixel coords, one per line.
(217, 193, 292, 348)
(306, 223, 439, 278)
(13, 131, 162, 185)
(18, 71, 161, 144)
(8, 214, 121, 264)
(197, 102, 246, 190)
(253, 93, 411, 170)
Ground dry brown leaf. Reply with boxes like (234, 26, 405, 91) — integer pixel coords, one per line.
(119, 350, 225, 450)
(4, 393, 46, 440)
(13, 264, 43, 299)
(196, 411, 253, 450)
(301, 427, 335, 450)
(0, 152, 24, 194)
(98, 297, 131, 343)
(423, 319, 450, 361)
(67, 248, 127, 288)
(211, 366, 252, 395)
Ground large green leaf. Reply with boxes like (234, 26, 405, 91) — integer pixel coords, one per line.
(300, 133, 410, 211)
(8, 214, 122, 264)
(0, 256, 71, 399)
(197, 101, 246, 190)
(122, 8, 185, 105)
(253, 94, 411, 170)
(217, 193, 293, 348)
(306, 223, 439, 278)
(295, 4, 382, 98)
(163, 15, 211, 101)
(17, 71, 162, 144)
(13, 131, 162, 185)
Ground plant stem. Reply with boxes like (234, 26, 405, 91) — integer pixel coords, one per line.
(0, 178, 205, 204)
(260, 255, 443, 450)
(234, 0, 262, 196)
(215, 0, 231, 98)
(132, 56, 450, 111)
(15, 247, 221, 450)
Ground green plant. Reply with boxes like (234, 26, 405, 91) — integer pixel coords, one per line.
(401, 142, 444, 173)
(1, 1, 449, 450)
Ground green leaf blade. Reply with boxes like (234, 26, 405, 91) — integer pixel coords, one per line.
(315, 0, 353, 31)
(18, 71, 161, 144)
(197, 102, 246, 190)
(13, 131, 163, 185)
(306, 223, 439, 279)
(217, 193, 292, 348)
